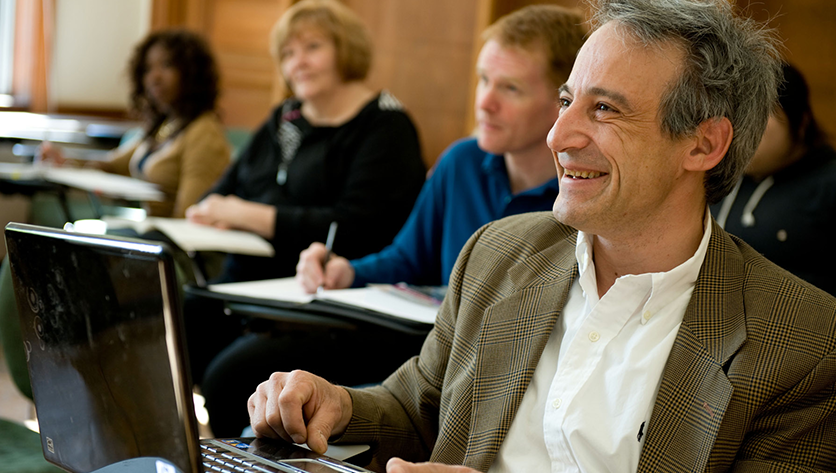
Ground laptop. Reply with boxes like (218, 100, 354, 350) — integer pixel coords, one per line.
(4, 222, 372, 473)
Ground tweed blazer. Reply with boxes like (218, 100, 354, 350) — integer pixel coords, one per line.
(342, 211, 836, 472)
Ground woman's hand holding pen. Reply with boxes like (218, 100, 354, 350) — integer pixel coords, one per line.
(296, 242, 355, 293)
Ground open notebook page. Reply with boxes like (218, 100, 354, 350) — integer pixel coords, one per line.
(207, 277, 314, 304)
(207, 277, 438, 325)
(317, 287, 438, 325)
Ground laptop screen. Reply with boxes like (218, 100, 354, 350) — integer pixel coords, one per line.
(5, 223, 200, 473)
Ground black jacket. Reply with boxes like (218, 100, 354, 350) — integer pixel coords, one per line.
(711, 143, 836, 295)
(210, 92, 426, 282)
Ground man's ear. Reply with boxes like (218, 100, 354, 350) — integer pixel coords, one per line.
(685, 117, 733, 172)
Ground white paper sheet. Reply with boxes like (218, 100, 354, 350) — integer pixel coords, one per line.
(207, 277, 438, 325)
(208, 277, 313, 303)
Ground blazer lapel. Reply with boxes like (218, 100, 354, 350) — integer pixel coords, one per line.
(638, 222, 747, 472)
(465, 233, 579, 470)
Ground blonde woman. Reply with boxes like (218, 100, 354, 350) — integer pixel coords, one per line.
(183, 0, 426, 435)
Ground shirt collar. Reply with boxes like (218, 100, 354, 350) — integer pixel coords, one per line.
(481, 152, 507, 174)
(574, 208, 712, 321)
(481, 153, 559, 197)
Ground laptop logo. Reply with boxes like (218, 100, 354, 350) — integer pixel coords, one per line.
(32, 315, 46, 351)
(27, 287, 41, 313)
(46, 437, 54, 453)
(28, 288, 46, 352)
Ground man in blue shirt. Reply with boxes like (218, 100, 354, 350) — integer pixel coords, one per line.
(296, 5, 587, 291)
(201, 5, 588, 435)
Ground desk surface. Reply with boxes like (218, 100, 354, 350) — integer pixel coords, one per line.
(0, 163, 164, 202)
(185, 285, 434, 336)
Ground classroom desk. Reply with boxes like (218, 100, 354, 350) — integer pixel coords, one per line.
(0, 165, 163, 222)
(0, 111, 136, 147)
(0, 111, 140, 221)
(0, 171, 75, 220)
(185, 285, 434, 336)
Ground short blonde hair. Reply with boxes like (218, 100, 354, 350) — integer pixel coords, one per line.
(270, 0, 372, 82)
(483, 5, 587, 88)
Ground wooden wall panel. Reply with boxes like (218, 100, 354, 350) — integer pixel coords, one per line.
(345, 0, 480, 165)
(152, 0, 836, 167)
(205, 0, 289, 129)
(492, 0, 585, 19)
(738, 0, 836, 138)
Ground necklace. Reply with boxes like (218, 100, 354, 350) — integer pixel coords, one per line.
(155, 117, 180, 142)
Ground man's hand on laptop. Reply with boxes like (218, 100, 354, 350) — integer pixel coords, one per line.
(248, 370, 353, 454)
(296, 242, 355, 293)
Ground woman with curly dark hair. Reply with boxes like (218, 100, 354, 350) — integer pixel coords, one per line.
(41, 29, 230, 218)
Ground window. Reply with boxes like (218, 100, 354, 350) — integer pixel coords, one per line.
(0, 0, 16, 105)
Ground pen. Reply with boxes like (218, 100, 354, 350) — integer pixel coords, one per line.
(318, 221, 338, 293)
(324, 221, 338, 263)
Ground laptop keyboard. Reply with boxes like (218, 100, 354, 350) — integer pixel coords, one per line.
(201, 442, 368, 473)
(202, 444, 279, 473)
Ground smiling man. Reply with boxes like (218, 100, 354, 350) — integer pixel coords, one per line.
(248, 1, 836, 471)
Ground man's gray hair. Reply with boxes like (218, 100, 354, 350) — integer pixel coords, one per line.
(590, 0, 783, 204)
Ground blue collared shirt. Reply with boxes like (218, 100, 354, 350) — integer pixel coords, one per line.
(351, 137, 559, 287)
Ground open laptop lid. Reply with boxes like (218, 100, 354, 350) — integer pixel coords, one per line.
(5, 223, 200, 473)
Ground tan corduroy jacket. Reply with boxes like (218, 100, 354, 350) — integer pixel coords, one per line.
(100, 112, 230, 218)
(342, 211, 836, 472)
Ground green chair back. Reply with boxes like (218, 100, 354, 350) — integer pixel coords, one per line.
(0, 419, 64, 473)
(225, 128, 251, 161)
(0, 257, 31, 399)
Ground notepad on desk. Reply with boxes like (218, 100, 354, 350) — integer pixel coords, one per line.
(43, 167, 165, 201)
(103, 217, 275, 256)
(207, 277, 440, 326)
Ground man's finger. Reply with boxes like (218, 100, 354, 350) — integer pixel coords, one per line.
(304, 403, 340, 454)
(276, 373, 314, 444)
(249, 388, 280, 440)
(305, 423, 331, 454)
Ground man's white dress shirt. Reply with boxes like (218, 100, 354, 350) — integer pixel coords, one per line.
(490, 213, 711, 473)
